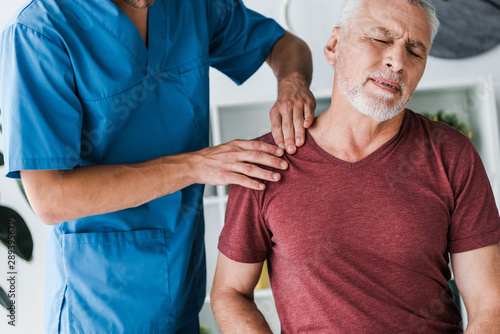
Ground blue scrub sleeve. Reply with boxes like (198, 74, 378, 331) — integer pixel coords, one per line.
(208, 0, 285, 85)
(0, 24, 83, 179)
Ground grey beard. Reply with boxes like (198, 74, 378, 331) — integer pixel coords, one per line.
(336, 69, 408, 122)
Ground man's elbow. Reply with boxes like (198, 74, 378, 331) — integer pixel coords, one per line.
(25, 189, 69, 225)
(20, 170, 70, 225)
(211, 284, 254, 309)
(37, 212, 64, 226)
(210, 285, 225, 312)
(210, 284, 241, 315)
(31, 202, 67, 225)
(466, 305, 500, 333)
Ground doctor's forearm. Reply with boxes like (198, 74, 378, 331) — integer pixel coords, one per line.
(21, 140, 286, 225)
(20, 154, 197, 225)
(266, 31, 313, 87)
(265, 31, 315, 152)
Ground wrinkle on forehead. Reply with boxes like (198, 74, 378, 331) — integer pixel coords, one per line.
(352, 0, 432, 50)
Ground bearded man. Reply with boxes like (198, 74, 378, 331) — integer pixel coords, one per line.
(210, 0, 500, 333)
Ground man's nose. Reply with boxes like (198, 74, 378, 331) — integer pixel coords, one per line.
(384, 44, 406, 72)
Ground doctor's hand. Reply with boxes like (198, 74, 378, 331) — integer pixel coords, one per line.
(191, 140, 288, 191)
(270, 75, 316, 155)
(265, 31, 315, 155)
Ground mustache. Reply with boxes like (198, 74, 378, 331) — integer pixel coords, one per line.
(366, 71, 405, 89)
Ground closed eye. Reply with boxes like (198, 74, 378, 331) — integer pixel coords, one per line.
(373, 39, 390, 44)
(371, 37, 424, 59)
(407, 48, 423, 58)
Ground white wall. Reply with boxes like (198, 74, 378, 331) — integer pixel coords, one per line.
(1, 1, 499, 333)
(0, 139, 48, 334)
(1, 3, 49, 334)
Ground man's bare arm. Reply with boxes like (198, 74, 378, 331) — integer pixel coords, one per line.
(211, 252, 272, 334)
(266, 31, 316, 154)
(21, 140, 287, 225)
(451, 244, 500, 333)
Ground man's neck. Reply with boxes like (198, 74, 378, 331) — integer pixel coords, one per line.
(309, 89, 405, 163)
(110, 0, 149, 48)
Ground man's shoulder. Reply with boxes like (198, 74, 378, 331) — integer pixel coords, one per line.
(2, 0, 79, 45)
(5, 0, 54, 27)
(406, 109, 472, 148)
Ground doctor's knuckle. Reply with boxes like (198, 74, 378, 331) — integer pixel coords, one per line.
(230, 139, 243, 147)
(250, 140, 261, 150)
(242, 164, 255, 175)
(235, 174, 248, 184)
(283, 120, 294, 129)
(280, 100, 293, 110)
(294, 100, 305, 108)
(293, 114, 304, 123)
(271, 124, 283, 133)
(251, 150, 264, 161)
(306, 95, 316, 105)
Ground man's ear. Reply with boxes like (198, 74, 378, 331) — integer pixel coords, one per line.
(324, 27, 342, 66)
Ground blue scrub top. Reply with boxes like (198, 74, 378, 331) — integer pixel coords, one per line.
(0, 0, 284, 332)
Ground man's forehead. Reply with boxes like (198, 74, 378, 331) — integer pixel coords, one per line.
(351, 0, 432, 46)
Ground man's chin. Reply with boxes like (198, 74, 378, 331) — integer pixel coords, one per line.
(356, 105, 404, 123)
(341, 83, 407, 123)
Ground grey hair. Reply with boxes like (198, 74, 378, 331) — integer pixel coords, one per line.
(337, 0, 440, 45)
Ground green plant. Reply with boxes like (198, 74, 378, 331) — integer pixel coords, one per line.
(421, 110, 472, 138)
(200, 324, 212, 334)
(0, 123, 34, 309)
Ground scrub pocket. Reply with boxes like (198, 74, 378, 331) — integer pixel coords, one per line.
(61, 229, 170, 333)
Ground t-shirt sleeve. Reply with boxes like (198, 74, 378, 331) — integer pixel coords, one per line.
(218, 184, 272, 263)
(447, 139, 500, 253)
(0, 24, 83, 179)
(207, 0, 285, 85)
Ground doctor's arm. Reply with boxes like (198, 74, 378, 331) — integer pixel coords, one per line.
(266, 31, 316, 154)
(211, 252, 272, 334)
(451, 244, 500, 333)
(20, 139, 287, 225)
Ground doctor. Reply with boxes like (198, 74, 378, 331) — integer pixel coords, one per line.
(0, 0, 315, 332)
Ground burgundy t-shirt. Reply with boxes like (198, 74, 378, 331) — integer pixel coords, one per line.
(218, 110, 500, 334)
